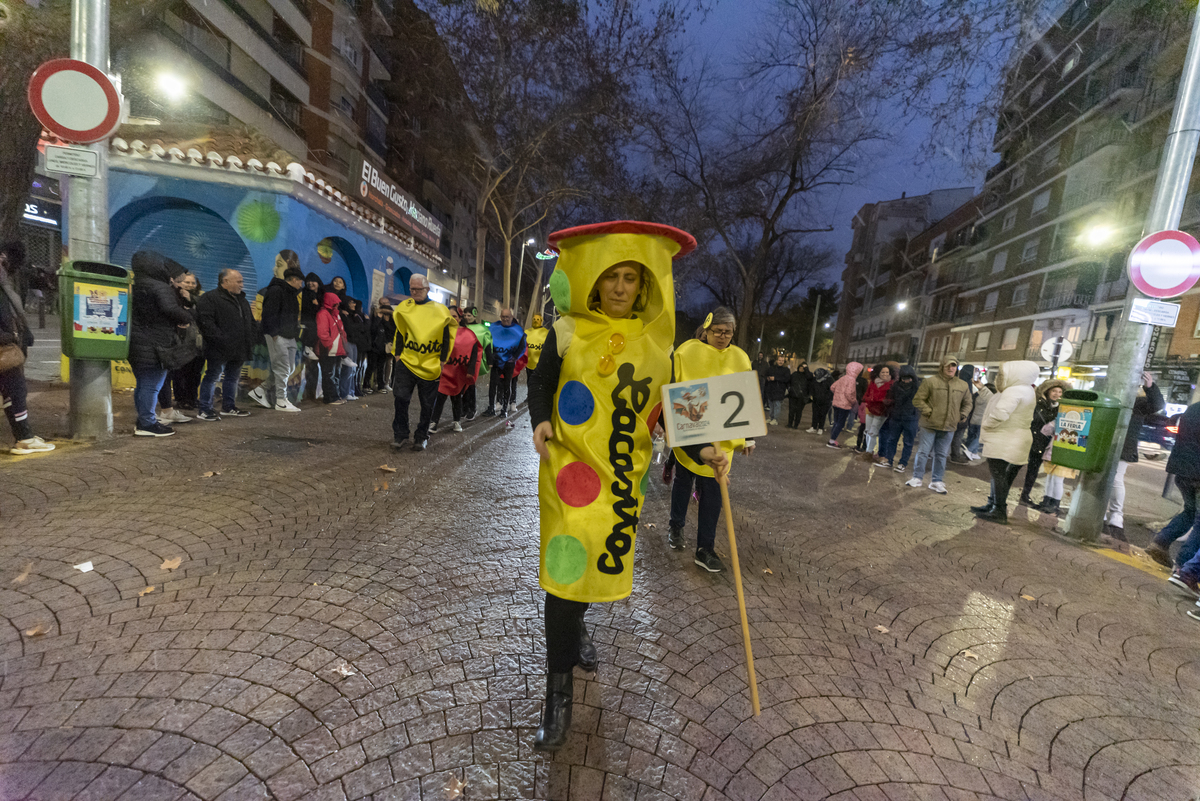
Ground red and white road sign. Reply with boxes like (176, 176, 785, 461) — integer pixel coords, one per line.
(1128, 230, 1200, 299)
(27, 59, 122, 144)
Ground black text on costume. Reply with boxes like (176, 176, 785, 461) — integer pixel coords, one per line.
(598, 363, 652, 575)
(404, 335, 442, 355)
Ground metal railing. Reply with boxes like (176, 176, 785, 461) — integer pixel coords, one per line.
(1093, 278, 1130, 304)
(1071, 127, 1127, 164)
(1061, 182, 1115, 213)
(1036, 293, 1093, 313)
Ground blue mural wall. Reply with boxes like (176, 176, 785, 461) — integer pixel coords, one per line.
(99, 167, 426, 303)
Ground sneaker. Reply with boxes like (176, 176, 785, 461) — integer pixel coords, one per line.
(929, 481, 947, 494)
(412, 439, 428, 451)
(1169, 570, 1200, 598)
(894, 464, 907, 473)
(428, 422, 439, 434)
(768, 419, 778, 426)
(465, 412, 478, 422)
(905, 478, 923, 488)
(196, 410, 221, 422)
(874, 457, 890, 467)
(508, 403, 517, 413)
(1145, 543, 1173, 568)
(362, 388, 374, 395)
(161, 408, 192, 424)
(378, 386, 390, 394)
(391, 439, 408, 450)
(826, 441, 841, 449)
(965, 451, 981, 461)
(11, 436, 55, 454)
(694, 548, 725, 573)
(805, 427, 818, 433)
(346, 394, 359, 401)
(452, 421, 463, 432)
(668, 525, 683, 550)
(248, 387, 271, 409)
(223, 407, 252, 417)
(275, 400, 302, 413)
(482, 408, 496, 417)
(135, 422, 176, 438)
(327, 399, 346, 406)
(304, 346, 318, 361)
(1186, 609, 1200, 624)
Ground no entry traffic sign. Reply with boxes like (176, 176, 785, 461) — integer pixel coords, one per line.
(1127, 229, 1200, 299)
(27, 59, 122, 144)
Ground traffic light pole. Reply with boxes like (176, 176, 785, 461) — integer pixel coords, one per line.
(1064, 5, 1200, 541)
(66, 0, 114, 439)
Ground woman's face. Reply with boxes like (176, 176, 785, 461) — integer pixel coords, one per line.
(179, 274, 198, 292)
(597, 262, 643, 318)
(332, 277, 346, 291)
(878, 367, 891, 382)
(707, 322, 734, 351)
(1048, 387, 1063, 402)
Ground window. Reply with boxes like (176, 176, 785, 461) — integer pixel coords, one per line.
(984, 291, 1000, 311)
(1012, 283, 1030, 305)
(1067, 325, 1081, 343)
(1041, 140, 1061, 171)
(1063, 53, 1079, 76)
(1001, 327, 1020, 350)
(1030, 81, 1046, 106)
(975, 332, 991, 350)
(1002, 210, 1017, 231)
(992, 250, 1009, 274)
(1010, 166, 1026, 191)
(1031, 190, 1052, 216)
(1021, 239, 1040, 263)
(1029, 329, 1044, 349)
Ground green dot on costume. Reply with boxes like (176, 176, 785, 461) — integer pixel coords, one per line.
(558, 380, 594, 425)
(545, 534, 588, 585)
(556, 461, 602, 507)
(549, 268, 571, 312)
(640, 467, 650, 495)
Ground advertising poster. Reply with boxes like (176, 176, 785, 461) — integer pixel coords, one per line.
(660, 371, 767, 448)
(73, 282, 128, 340)
(1054, 404, 1091, 452)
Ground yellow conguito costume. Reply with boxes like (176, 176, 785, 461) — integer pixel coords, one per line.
(392, 298, 457, 380)
(526, 315, 549, 371)
(671, 337, 752, 477)
(539, 221, 695, 603)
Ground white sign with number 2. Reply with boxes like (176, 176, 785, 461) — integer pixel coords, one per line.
(660, 370, 769, 448)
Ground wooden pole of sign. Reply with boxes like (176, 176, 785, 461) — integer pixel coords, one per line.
(715, 451, 760, 717)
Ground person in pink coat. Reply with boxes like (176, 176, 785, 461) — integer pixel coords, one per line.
(826, 362, 863, 449)
(316, 291, 347, 405)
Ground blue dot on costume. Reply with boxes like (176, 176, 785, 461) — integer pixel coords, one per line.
(558, 380, 594, 425)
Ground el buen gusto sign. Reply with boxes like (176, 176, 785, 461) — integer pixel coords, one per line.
(354, 156, 442, 248)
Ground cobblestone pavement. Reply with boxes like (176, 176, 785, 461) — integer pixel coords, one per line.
(3, 384, 1200, 801)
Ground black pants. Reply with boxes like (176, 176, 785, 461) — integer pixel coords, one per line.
(464, 384, 477, 417)
(173, 357, 204, 407)
(157, 375, 173, 409)
(545, 592, 589, 673)
(367, 351, 389, 391)
(1021, 444, 1043, 500)
(810, 401, 830, 430)
(303, 359, 320, 401)
(489, 362, 515, 411)
(988, 458, 1023, 507)
(668, 467, 720, 551)
(432, 391, 463, 425)
(392, 362, 439, 442)
(319, 356, 341, 403)
(0, 367, 34, 441)
(787, 398, 806, 428)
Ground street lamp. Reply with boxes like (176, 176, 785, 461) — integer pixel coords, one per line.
(157, 73, 186, 101)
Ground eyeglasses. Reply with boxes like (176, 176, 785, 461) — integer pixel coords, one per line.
(708, 328, 734, 337)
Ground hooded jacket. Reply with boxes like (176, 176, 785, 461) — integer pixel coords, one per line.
(370, 307, 396, 354)
(788, 367, 812, 400)
(970, 383, 994, 427)
(1167, 401, 1200, 480)
(912, 356, 973, 431)
(958, 363, 977, 423)
(863, 373, 894, 417)
(980, 360, 1040, 464)
(810, 368, 834, 405)
(1030, 379, 1070, 456)
(299, 272, 323, 347)
(128, 251, 193, 368)
(887, 366, 920, 423)
(316, 292, 347, 357)
(764, 361, 790, 401)
(831, 362, 863, 410)
(342, 299, 371, 351)
(1122, 381, 1165, 463)
(259, 275, 301, 339)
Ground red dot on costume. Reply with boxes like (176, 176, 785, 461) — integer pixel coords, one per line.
(556, 462, 602, 507)
(646, 402, 663, 433)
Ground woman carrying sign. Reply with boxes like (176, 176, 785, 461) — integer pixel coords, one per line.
(528, 221, 715, 751)
(665, 307, 756, 573)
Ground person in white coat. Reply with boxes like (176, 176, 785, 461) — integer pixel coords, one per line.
(973, 360, 1040, 525)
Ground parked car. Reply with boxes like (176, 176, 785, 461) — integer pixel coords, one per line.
(1138, 405, 1185, 460)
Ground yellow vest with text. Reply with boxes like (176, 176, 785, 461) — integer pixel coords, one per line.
(671, 339, 751, 478)
(392, 299, 456, 380)
(526, 326, 549, 371)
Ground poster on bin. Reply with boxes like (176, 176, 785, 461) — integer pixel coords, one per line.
(1054, 404, 1091, 452)
(660, 371, 768, 449)
(73, 282, 128, 340)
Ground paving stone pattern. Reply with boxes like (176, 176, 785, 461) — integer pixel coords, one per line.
(3, 386, 1200, 800)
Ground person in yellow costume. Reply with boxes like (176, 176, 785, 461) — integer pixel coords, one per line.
(528, 220, 723, 751)
(525, 313, 549, 372)
(665, 307, 756, 572)
(390, 273, 456, 451)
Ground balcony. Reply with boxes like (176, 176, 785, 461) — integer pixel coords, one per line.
(1078, 339, 1114, 362)
(1132, 76, 1179, 125)
(1036, 293, 1093, 313)
(1093, 277, 1130, 304)
(1083, 67, 1148, 111)
(1062, 182, 1115, 213)
(1071, 127, 1127, 164)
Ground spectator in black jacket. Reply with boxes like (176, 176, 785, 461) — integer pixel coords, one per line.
(787, 361, 811, 429)
(1019, 379, 1068, 505)
(764, 353, 790, 425)
(252, 266, 304, 412)
(195, 269, 256, 421)
(365, 302, 395, 393)
(342, 297, 371, 399)
(300, 272, 323, 401)
(128, 250, 194, 437)
(808, 367, 834, 434)
(1161, 400, 1200, 598)
(1, 243, 54, 453)
(1105, 373, 1165, 540)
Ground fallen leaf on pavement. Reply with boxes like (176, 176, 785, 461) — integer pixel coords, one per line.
(333, 661, 356, 677)
(873, 625, 890, 634)
(161, 557, 182, 571)
(444, 776, 467, 800)
(960, 649, 979, 660)
(201, 471, 220, 478)
(763, 568, 773, 575)
(1020, 594, 1035, 601)
(643, 522, 656, 530)
(846, 524, 852, 529)
(382, 481, 389, 491)
(377, 465, 397, 473)
(25, 623, 49, 637)
(74, 561, 94, 573)
(14, 562, 33, 584)
(139, 586, 155, 597)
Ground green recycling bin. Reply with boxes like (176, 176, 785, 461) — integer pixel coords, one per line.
(59, 260, 132, 360)
(1048, 389, 1123, 472)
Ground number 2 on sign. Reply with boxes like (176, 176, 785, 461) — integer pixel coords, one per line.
(722, 391, 749, 428)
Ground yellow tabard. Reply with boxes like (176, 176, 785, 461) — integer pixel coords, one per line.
(538, 315, 671, 602)
(526, 326, 549, 371)
(392, 299, 456, 381)
(671, 339, 751, 478)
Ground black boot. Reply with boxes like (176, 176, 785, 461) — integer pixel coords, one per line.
(977, 505, 1008, 525)
(577, 623, 597, 672)
(1017, 492, 1033, 507)
(667, 525, 683, 550)
(534, 672, 573, 751)
(1036, 497, 1061, 515)
(970, 501, 996, 516)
